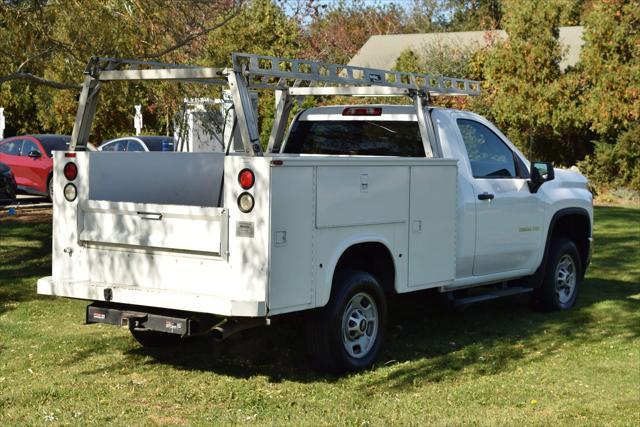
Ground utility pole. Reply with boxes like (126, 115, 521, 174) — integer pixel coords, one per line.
(0, 107, 5, 140)
(134, 105, 143, 136)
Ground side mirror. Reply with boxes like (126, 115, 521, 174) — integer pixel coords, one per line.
(528, 161, 554, 193)
(28, 150, 42, 159)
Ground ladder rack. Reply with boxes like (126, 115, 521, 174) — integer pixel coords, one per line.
(232, 53, 481, 97)
(69, 52, 481, 156)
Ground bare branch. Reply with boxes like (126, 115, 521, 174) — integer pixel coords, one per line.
(0, 73, 81, 90)
(143, 2, 243, 59)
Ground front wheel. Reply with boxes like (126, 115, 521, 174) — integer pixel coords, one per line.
(47, 177, 53, 202)
(534, 238, 582, 311)
(306, 270, 387, 373)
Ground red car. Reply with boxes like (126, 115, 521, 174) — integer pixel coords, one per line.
(0, 135, 71, 200)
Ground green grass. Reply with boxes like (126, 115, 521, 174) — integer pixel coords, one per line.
(1, 206, 639, 425)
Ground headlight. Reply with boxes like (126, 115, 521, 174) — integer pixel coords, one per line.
(63, 183, 77, 202)
(237, 192, 254, 213)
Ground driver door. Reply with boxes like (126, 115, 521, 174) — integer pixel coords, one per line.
(456, 117, 544, 276)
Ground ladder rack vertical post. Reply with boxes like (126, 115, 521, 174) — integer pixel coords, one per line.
(267, 89, 294, 153)
(227, 71, 263, 156)
(69, 76, 101, 151)
(413, 93, 435, 158)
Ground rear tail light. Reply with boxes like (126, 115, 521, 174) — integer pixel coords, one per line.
(342, 107, 382, 116)
(237, 192, 254, 213)
(238, 169, 255, 189)
(63, 162, 78, 181)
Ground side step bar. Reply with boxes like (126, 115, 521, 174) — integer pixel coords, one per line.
(447, 286, 533, 307)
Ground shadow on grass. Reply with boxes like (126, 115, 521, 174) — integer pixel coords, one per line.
(64, 205, 639, 383)
(99, 276, 638, 385)
(4, 204, 638, 384)
(0, 218, 52, 315)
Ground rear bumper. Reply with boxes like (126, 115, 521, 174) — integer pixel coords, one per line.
(37, 276, 267, 317)
(87, 303, 194, 336)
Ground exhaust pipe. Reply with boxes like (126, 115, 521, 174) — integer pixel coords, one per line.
(211, 317, 269, 341)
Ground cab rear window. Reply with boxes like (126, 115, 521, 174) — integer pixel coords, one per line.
(283, 121, 425, 157)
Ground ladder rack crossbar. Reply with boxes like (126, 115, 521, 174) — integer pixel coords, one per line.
(233, 53, 481, 96)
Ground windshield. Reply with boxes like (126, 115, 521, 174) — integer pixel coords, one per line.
(39, 136, 71, 157)
(283, 120, 425, 157)
(139, 137, 175, 152)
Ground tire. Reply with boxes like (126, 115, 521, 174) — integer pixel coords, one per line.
(306, 270, 387, 374)
(534, 238, 582, 311)
(47, 177, 53, 202)
(130, 329, 182, 348)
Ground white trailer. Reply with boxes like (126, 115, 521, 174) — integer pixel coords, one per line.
(173, 92, 258, 153)
(38, 54, 592, 373)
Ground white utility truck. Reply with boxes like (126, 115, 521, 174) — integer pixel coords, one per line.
(38, 54, 593, 373)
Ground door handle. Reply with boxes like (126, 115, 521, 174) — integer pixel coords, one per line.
(478, 193, 494, 201)
(137, 211, 162, 220)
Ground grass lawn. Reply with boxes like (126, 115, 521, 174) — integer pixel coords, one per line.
(1, 206, 638, 425)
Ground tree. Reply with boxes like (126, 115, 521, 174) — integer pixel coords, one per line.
(479, 0, 589, 163)
(0, 0, 242, 89)
(204, 0, 302, 144)
(302, 0, 410, 64)
(579, 0, 640, 138)
(0, 1, 242, 139)
(446, 0, 503, 30)
(393, 40, 486, 110)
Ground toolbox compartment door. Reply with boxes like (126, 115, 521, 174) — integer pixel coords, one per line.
(79, 200, 228, 255)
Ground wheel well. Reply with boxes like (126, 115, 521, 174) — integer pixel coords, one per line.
(333, 242, 396, 295)
(550, 213, 590, 271)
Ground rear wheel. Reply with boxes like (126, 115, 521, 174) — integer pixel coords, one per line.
(130, 329, 181, 348)
(534, 238, 582, 311)
(306, 270, 387, 373)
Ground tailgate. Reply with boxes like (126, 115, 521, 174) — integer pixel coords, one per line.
(79, 200, 228, 256)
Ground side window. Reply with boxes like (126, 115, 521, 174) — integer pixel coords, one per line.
(101, 140, 126, 151)
(100, 142, 115, 151)
(457, 119, 517, 178)
(21, 140, 41, 156)
(114, 140, 128, 151)
(127, 140, 145, 151)
(0, 139, 23, 156)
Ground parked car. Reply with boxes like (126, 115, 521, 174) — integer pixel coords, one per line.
(98, 136, 175, 152)
(0, 161, 17, 205)
(0, 135, 70, 200)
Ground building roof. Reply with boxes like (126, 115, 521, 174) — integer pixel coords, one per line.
(348, 26, 584, 72)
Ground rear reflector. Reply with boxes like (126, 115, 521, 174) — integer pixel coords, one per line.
(63, 162, 78, 181)
(64, 152, 77, 158)
(342, 107, 382, 116)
